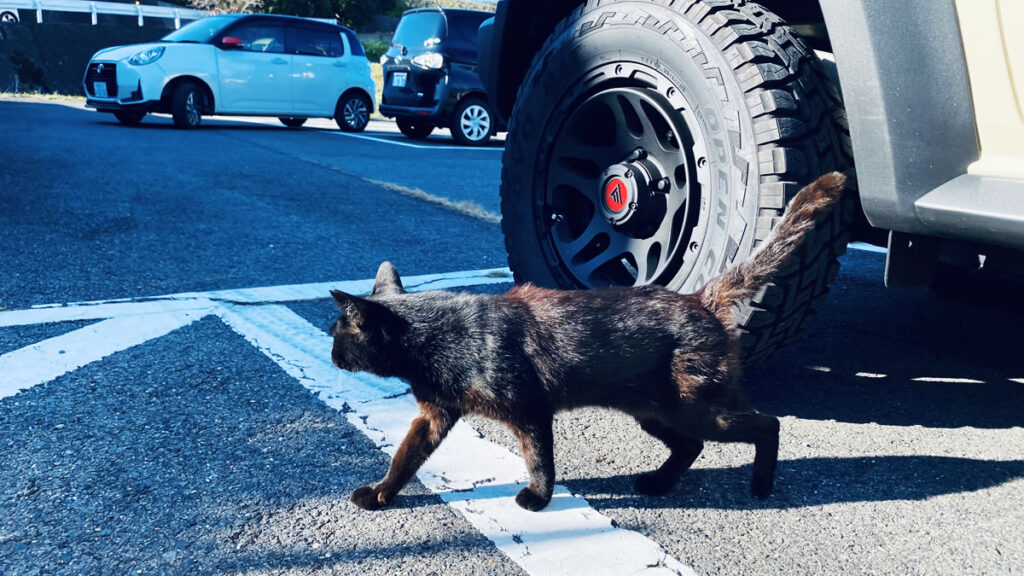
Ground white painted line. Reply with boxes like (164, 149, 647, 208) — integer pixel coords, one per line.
(0, 299, 218, 328)
(912, 377, 986, 384)
(849, 241, 887, 254)
(335, 130, 505, 151)
(0, 268, 512, 327)
(0, 311, 206, 399)
(172, 267, 512, 306)
(216, 302, 695, 576)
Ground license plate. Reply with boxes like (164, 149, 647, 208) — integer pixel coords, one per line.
(94, 82, 108, 98)
(391, 72, 407, 88)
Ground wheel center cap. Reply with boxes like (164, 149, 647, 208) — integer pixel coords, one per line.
(603, 177, 631, 214)
(599, 162, 650, 228)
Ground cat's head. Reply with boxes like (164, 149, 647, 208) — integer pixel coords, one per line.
(329, 262, 409, 375)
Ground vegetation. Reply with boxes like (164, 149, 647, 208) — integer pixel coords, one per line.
(391, 0, 496, 14)
(188, 0, 400, 29)
(187, 0, 495, 28)
(362, 40, 388, 62)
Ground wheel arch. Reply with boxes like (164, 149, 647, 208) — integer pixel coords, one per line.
(337, 87, 374, 115)
(816, 0, 978, 235)
(160, 76, 215, 114)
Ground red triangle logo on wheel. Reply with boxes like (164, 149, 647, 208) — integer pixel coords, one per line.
(604, 178, 628, 212)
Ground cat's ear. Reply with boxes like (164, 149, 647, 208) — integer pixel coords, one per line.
(371, 261, 405, 296)
(330, 290, 368, 329)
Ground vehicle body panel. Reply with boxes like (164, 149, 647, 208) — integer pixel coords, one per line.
(955, 0, 1024, 179)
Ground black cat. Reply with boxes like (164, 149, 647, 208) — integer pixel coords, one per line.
(330, 172, 846, 511)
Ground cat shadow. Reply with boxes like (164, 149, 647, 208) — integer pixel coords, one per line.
(564, 455, 1024, 510)
(743, 250, 1024, 429)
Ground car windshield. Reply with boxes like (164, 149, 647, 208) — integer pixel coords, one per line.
(162, 15, 237, 43)
(393, 11, 446, 50)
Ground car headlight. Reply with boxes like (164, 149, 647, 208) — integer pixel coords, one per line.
(411, 52, 444, 70)
(129, 46, 165, 66)
(379, 54, 388, 65)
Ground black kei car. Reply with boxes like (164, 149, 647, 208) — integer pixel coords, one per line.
(379, 8, 503, 145)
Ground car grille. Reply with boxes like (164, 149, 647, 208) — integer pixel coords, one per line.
(85, 62, 118, 98)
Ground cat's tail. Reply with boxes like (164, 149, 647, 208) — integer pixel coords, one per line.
(699, 172, 846, 328)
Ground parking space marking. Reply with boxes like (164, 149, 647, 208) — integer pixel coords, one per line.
(0, 311, 206, 399)
(334, 130, 506, 151)
(0, 269, 510, 397)
(0, 266, 696, 575)
(849, 241, 887, 254)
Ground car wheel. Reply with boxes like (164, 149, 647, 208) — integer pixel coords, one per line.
(279, 117, 307, 128)
(396, 118, 433, 140)
(0, 11, 18, 23)
(501, 0, 853, 365)
(336, 92, 370, 132)
(451, 97, 494, 146)
(114, 111, 146, 126)
(171, 82, 205, 129)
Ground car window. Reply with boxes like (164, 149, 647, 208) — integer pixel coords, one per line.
(163, 15, 237, 43)
(393, 11, 445, 50)
(288, 26, 345, 58)
(229, 22, 287, 54)
(445, 12, 489, 61)
(342, 29, 364, 57)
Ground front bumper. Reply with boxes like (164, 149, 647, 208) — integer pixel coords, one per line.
(85, 99, 157, 113)
(82, 60, 162, 113)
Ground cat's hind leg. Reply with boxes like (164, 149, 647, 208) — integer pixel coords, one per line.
(686, 410, 780, 499)
(634, 418, 704, 496)
(351, 402, 460, 510)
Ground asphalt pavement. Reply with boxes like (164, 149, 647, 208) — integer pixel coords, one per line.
(1, 98, 1022, 576)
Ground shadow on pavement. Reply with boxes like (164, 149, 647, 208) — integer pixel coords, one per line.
(746, 250, 1024, 429)
(567, 455, 1024, 510)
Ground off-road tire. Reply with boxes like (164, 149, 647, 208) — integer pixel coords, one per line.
(500, 0, 854, 365)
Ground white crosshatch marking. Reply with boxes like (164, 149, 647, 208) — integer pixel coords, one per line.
(0, 268, 697, 576)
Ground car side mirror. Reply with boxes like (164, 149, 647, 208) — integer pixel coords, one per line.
(220, 36, 244, 49)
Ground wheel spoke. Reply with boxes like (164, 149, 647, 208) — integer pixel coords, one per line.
(607, 94, 649, 145)
(561, 217, 608, 260)
(571, 232, 632, 284)
(552, 139, 620, 170)
(549, 166, 598, 196)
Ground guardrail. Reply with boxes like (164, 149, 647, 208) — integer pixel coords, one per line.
(0, 0, 209, 28)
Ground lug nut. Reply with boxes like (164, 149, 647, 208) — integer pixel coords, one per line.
(656, 177, 671, 193)
(626, 147, 647, 162)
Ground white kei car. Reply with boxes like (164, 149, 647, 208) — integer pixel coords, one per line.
(83, 13, 375, 130)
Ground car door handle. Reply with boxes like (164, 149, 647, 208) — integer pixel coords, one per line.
(272, 57, 288, 65)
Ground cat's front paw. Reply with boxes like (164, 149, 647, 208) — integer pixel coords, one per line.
(515, 487, 551, 511)
(351, 485, 386, 510)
